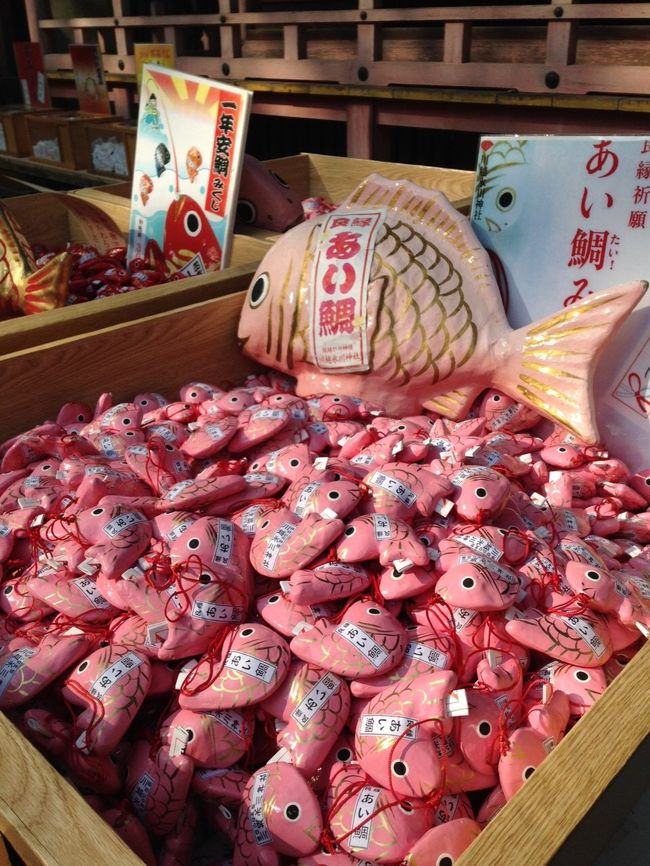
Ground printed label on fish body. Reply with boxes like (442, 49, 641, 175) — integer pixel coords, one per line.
(166, 518, 195, 542)
(205, 424, 225, 441)
(224, 651, 277, 684)
(0, 647, 37, 698)
(562, 615, 607, 657)
(455, 533, 502, 561)
(148, 425, 176, 442)
(262, 522, 297, 571)
(294, 482, 322, 517)
(0, 523, 10, 537)
(405, 641, 448, 669)
(432, 734, 458, 758)
(253, 408, 285, 421)
(368, 472, 417, 507)
(490, 404, 519, 429)
(558, 541, 602, 568)
(291, 672, 340, 727)
(131, 772, 154, 817)
(191, 600, 242, 622)
(372, 514, 391, 540)
(249, 771, 272, 846)
(89, 652, 144, 699)
(244, 473, 279, 485)
(436, 794, 460, 824)
(450, 466, 490, 486)
(334, 622, 388, 668)
(457, 553, 517, 583)
(359, 714, 417, 739)
(167, 479, 196, 500)
(310, 208, 386, 372)
(452, 607, 477, 632)
(213, 520, 234, 566)
(71, 577, 110, 609)
(103, 511, 146, 538)
(240, 506, 263, 535)
(350, 786, 381, 850)
(351, 453, 374, 466)
(99, 436, 118, 459)
(558, 510, 579, 532)
(209, 709, 247, 738)
(629, 575, 650, 598)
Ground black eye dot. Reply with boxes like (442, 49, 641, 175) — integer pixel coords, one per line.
(230, 396, 239, 403)
(268, 595, 280, 604)
(397, 425, 406, 431)
(392, 568, 403, 579)
(261, 520, 270, 530)
(165, 444, 174, 451)
(462, 577, 475, 589)
(199, 573, 212, 585)
(333, 473, 341, 481)
(575, 670, 589, 682)
(400, 801, 413, 814)
(498, 190, 513, 208)
(185, 728, 194, 742)
(478, 721, 491, 736)
(241, 628, 253, 637)
(251, 462, 260, 470)
(497, 528, 507, 536)
(392, 760, 407, 776)
(77, 660, 89, 673)
(275, 395, 283, 402)
(558, 447, 567, 453)
(585, 570, 600, 581)
(439, 858, 454, 866)
(285, 804, 300, 821)
(645, 477, 650, 486)
(122, 418, 131, 425)
(419, 536, 431, 546)
(290, 459, 300, 467)
(188, 538, 200, 550)
(42, 465, 51, 471)
(78, 414, 85, 421)
(367, 607, 381, 615)
(4, 585, 13, 595)
(492, 395, 501, 403)
(524, 766, 535, 779)
(190, 392, 198, 398)
(92, 508, 104, 516)
(332, 397, 341, 403)
(140, 399, 148, 406)
(328, 490, 340, 500)
(337, 748, 352, 762)
(475, 487, 488, 499)
(344, 526, 355, 536)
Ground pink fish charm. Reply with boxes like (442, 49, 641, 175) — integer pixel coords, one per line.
(192, 765, 251, 805)
(284, 561, 371, 606)
(532, 660, 607, 717)
(403, 817, 482, 866)
(360, 463, 453, 522)
(498, 726, 549, 801)
(126, 739, 194, 836)
(160, 706, 253, 768)
(256, 591, 336, 638)
(157, 475, 247, 512)
(284, 473, 362, 521)
(447, 465, 511, 524)
(506, 609, 613, 666)
(250, 507, 344, 578)
(233, 762, 322, 865)
(435, 553, 520, 611)
(290, 600, 407, 679)
(336, 514, 430, 570)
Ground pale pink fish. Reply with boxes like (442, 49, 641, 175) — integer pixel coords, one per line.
(526, 689, 570, 750)
(74, 470, 152, 510)
(444, 754, 498, 794)
(103, 807, 156, 866)
(432, 792, 474, 827)
(61, 643, 151, 754)
(325, 762, 432, 865)
(480, 389, 541, 433)
(249, 506, 344, 578)
(143, 400, 198, 425)
(191, 766, 251, 805)
(603, 611, 642, 651)
(24, 564, 116, 623)
(466, 443, 530, 478)
(435, 553, 520, 611)
(530, 659, 607, 717)
(563, 560, 626, 614)
(156, 474, 247, 512)
(457, 687, 514, 776)
(126, 740, 194, 836)
(438, 524, 529, 570)
(0, 505, 43, 563)
(66, 503, 152, 579)
(290, 599, 407, 679)
(354, 670, 459, 798)
(359, 462, 453, 522)
(310, 733, 356, 795)
(239, 170, 647, 444)
(284, 472, 362, 521)
(256, 591, 336, 638)
(0, 574, 54, 623)
(446, 464, 511, 524)
(160, 706, 253, 768)
(206, 471, 288, 517)
(179, 381, 222, 403)
(88, 429, 145, 461)
(233, 763, 322, 865)
(351, 621, 455, 699)
(505, 609, 613, 666)
(144, 420, 189, 448)
(228, 406, 291, 454)
(247, 443, 314, 481)
(123, 442, 191, 495)
(258, 393, 310, 430)
(307, 393, 365, 422)
(477, 783, 507, 826)
(378, 562, 437, 601)
(285, 563, 369, 609)
(180, 415, 239, 458)
(346, 434, 406, 474)
(403, 818, 481, 866)
(271, 663, 351, 774)
(168, 513, 252, 591)
(498, 726, 549, 801)
(0, 627, 94, 708)
(178, 622, 291, 711)
(81, 401, 143, 437)
(56, 401, 93, 432)
(133, 391, 168, 413)
(336, 513, 429, 569)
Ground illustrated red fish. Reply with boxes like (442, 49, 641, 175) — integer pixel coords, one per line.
(140, 173, 153, 206)
(238, 174, 647, 444)
(186, 146, 202, 183)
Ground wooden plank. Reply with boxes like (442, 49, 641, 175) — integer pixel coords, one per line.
(444, 21, 471, 64)
(457, 640, 650, 866)
(546, 20, 577, 67)
(284, 24, 305, 62)
(0, 291, 258, 441)
(0, 835, 10, 866)
(0, 713, 142, 866)
(23, 0, 41, 43)
(346, 102, 373, 160)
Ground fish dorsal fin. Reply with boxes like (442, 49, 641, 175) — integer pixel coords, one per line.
(341, 172, 483, 266)
(423, 386, 483, 420)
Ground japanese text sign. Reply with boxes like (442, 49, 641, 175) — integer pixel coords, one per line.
(134, 43, 176, 87)
(70, 44, 111, 114)
(13, 42, 50, 107)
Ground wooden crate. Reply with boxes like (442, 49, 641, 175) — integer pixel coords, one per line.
(68, 152, 476, 242)
(0, 107, 60, 158)
(24, 112, 117, 170)
(0, 192, 271, 354)
(0, 289, 648, 865)
(84, 120, 137, 179)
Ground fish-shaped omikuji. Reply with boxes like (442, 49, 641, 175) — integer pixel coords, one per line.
(0, 202, 71, 315)
(237, 173, 647, 444)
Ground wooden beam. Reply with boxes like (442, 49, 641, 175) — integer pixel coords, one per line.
(546, 20, 577, 67)
(284, 24, 305, 62)
(444, 21, 471, 64)
(346, 101, 373, 159)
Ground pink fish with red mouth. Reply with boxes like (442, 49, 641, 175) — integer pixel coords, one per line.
(238, 173, 646, 444)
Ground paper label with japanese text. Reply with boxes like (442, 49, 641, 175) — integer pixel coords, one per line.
(359, 714, 417, 740)
(89, 652, 144, 699)
(290, 672, 340, 727)
(225, 651, 277, 683)
(350, 786, 381, 850)
(368, 471, 417, 507)
(262, 522, 297, 571)
(0, 647, 37, 698)
(334, 622, 388, 668)
(471, 135, 650, 470)
(561, 615, 607, 657)
(249, 771, 272, 846)
(310, 209, 386, 372)
(404, 641, 449, 669)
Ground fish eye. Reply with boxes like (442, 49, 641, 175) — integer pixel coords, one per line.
(184, 210, 202, 237)
(92, 507, 104, 516)
(475, 487, 488, 499)
(367, 607, 381, 615)
(399, 801, 414, 815)
(391, 568, 403, 579)
(42, 464, 51, 471)
(187, 538, 200, 550)
(77, 660, 89, 674)
(199, 573, 212, 585)
(270, 171, 290, 189)
(461, 577, 475, 589)
(267, 595, 280, 604)
(261, 520, 270, 530)
(344, 526, 356, 537)
(184, 728, 194, 742)
(392, 759, 408, 777)
(122, 417, 131, 425)
(3, 585, 13, 596)
(497, 528, 507, 536)
(337, 747, 352, 762)
(557, 446, 568, 453)
(574, 670, 590, 682)
(285, 803, 301, 821)
(328, 490, 340, 500)
(477, 720, 492, 737)
(78, 413, 86, 421)
(332, 397, 342, 403)
(240, 627, 254, 637)
(419, 536, 431, 546)
(523, 765, 536, 780)
(491, 395, 501, 403)
(250, 462, 261, 470)
(290, 459, 300, 467)
(165, 444, 174, 451)
(237, 199, 257, 224)
(437, 856, 454, 866)
(496, 187, 516, 212)
(249, 273, 270, 309)
(585, 570, 601, 581)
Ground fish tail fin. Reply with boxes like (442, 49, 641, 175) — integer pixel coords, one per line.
(21, 253, 71, 315)
(495, 281, 648, 444)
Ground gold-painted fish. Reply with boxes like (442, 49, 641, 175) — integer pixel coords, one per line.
(237, 174, 647, 444)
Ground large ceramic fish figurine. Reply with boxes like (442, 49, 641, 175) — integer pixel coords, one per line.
(237, 174, 647, 444)
(0, 202, 71, 315)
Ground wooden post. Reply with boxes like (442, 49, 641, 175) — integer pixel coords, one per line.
(358, 0, 380, 67)
(346, 101, 373, 159)
(443, 21, 471, 64)
(22, 0, 41, 44)
(284, 25, 305, 63)
(219, 0, 241, 61)
(546, 20, 577, 66)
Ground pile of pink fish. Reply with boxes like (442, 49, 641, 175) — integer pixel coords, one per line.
(0, 372, 648, 866)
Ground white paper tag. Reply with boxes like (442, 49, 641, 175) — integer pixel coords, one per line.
(212, 520, 234, 566)
(351, 453, 374, 466)
(405, 641, 448, 669)
(131, 772, 154, 817)
(167, 479, 196, 500)
(0, 647, 37, 698)
(240, 505, 263, 535)
(71, 577, 110, 609)
(262, 522, 297, 571)
(334, 622, 388, 668)
(103, 511, 146, 538)
(368, 471, 417, 507)
(446, 688, 469, 717)
(166, 518, 196, 542)
(372, 513, 391, 541)
(350, 786, 381, 849)
(294, 481, 321, 517)
(453, 607, 478, 632)
(253, 408, 285, 421)
(249, 771, 272, 846)
(562, 615, 607, 657)
(450, 466, 489, 486)
(457, 553, 516, 583)
(191, 600, 242, 622)
(179, 252, 206, 277)
(209, 709, 247, 738)
(225, 651, 277, 683)
(89, 652, 144, 699)
(359, 714, 417, 739)
(291, 672, 341, 727)
(456, 533, 502, 561)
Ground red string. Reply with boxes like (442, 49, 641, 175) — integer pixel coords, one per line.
(179, 625, 237, 697)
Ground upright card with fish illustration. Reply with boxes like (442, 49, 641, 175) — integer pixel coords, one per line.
(13, 42, 50, 108)
(70, 44, 111, 114)
(471, 135, 650, 469)
(127, 65, 251, 274)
